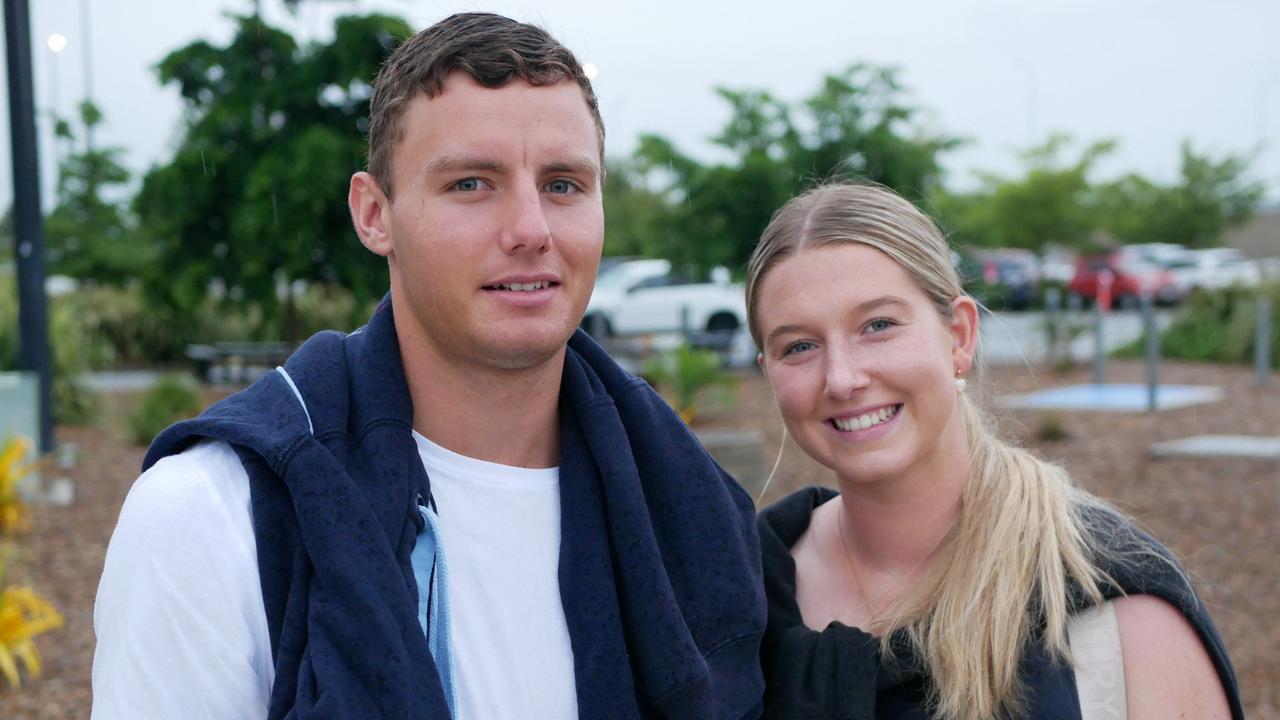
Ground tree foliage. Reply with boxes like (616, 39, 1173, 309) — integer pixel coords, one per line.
(607, 64, 961, 276)
(935, 136, 1265, 252)
(134, 12, 411, 322)
(44, 100, 150, 283)
(934, 135, 1116, 252)
(1095, 141, 1265, 248)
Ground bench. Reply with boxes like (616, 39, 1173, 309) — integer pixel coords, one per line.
(185, 342, 295, 384)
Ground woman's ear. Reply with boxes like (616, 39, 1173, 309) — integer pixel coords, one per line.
(949, 295, 980, 376)
(349, 172, 393, 257)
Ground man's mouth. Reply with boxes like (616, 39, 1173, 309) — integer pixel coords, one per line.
(483, 280, 557, 292)
(830, 404, 901, 432)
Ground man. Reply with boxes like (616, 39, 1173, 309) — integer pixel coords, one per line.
(91, 12, 765, 720)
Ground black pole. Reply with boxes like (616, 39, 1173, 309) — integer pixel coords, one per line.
(5, 0, 55, 452)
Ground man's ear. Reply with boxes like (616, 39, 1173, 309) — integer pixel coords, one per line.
(949, 294, 980, 376)
(349, 171, 393, 257)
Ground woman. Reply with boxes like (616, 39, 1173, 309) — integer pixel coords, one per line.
(747, 183, 1241, 719)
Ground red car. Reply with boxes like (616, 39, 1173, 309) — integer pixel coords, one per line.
(1068, 251, 1183, 308)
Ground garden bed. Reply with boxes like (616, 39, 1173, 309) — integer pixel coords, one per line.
(1, 361, 1276, 718)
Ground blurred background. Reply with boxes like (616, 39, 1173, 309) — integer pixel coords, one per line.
(1, 0, 1277, 717)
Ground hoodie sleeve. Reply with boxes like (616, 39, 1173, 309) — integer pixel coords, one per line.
(92, 440, 274, 720)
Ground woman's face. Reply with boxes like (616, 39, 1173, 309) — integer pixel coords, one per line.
(755, 243, 977, 486)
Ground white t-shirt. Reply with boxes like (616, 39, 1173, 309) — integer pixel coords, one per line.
(92, 436, 578, 720)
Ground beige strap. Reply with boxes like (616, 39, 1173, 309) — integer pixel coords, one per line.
(1067, 600, 1128, 720)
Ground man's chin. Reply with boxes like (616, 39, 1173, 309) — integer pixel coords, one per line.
(473, 330, 573, 372)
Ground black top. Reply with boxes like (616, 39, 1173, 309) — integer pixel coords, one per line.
(757, 486, 1244, 720)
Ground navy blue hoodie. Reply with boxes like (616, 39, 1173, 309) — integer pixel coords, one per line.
(144, 298, 766, 720)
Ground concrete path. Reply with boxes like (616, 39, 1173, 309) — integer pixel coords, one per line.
(997, 383, 1224, 412)
(980, 310, 1174, 365)
(1149, 435, 1280, 460)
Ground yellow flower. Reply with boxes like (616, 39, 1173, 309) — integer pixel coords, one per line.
(0, 436, 34, 535)
(0, 586, 63, 688)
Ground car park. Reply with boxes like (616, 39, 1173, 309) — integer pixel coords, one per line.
(1165, 247, 1261, 293)
(583, 258, 747, 340)
(1068, 250, 1184, 308)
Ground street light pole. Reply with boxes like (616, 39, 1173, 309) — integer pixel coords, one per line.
(80, 0, 94, 151)
(4, 0, 55, 453)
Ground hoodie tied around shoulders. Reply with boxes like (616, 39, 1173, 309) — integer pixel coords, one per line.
(143, 296, 767, 720)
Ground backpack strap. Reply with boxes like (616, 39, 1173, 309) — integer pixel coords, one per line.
(1068, 600, 1128, 720)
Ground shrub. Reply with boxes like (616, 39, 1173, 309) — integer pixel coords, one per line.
(1, 274, 102, 425)
(1113, 283, 1280, 368)
(129, 377, 201, 445)
(1035, 412, 1070, 443)
(643, 344, 736, 424)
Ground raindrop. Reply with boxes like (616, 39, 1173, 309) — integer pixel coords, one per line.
(272, 193, 279, 225)
(200, 151, 208, 176)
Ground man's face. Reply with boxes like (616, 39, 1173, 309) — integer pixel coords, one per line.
(378, 73, 604, 371)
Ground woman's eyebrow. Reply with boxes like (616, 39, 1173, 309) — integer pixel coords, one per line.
(857, 295, 910, 313)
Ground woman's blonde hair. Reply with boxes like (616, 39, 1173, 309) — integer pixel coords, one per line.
(747, 182, 1114, 720)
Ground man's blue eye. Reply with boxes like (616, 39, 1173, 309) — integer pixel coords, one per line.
(545, 179, 576, 194)
(454, 178, 482, 191)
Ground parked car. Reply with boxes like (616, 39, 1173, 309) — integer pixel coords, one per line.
(584, 258, 747, 339)
(956, 249, 1039, 311)
(1068, 250, 1184, 308)
(1165, 248, 1261, 293)
(1123, 242, 1191, 269)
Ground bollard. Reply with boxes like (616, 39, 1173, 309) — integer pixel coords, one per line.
(1258, 295, 1273, 387)
(1092, 300, 1106, 385)
(1044, 287, 1062, 366)
(1142, 292, 1160, 412)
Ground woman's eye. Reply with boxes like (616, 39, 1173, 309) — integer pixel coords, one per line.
(544, 179, 578, 194)
(782, 341, 816, 357)
(867, 318, 897, 333)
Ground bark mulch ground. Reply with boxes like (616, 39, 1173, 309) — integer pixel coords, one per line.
(1, 360, 1276, 718)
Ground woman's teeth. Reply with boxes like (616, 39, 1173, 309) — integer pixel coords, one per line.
(832, 405, 899, 432)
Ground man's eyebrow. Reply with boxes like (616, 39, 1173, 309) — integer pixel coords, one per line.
(541, 155, 602, 179)
(424, 155, 505, 175)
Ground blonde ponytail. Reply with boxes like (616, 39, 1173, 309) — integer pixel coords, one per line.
(746, 182, 1144, 720)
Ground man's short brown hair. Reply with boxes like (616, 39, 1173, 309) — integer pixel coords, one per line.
(366, 12, 604, 199)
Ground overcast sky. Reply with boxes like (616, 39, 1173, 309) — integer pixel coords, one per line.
(7, 0, 1280, 213)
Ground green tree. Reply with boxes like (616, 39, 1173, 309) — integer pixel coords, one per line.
(622, 64, 960, 276)
(1097, 142, 1264, 248)
(135, 12, 411, 330)
(601, 159, 675, 259)
(935, 135, 1115, 252)
(0, 206, 11, 258)
(44, 100, 151, 283)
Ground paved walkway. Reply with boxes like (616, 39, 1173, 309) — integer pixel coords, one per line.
(998, 383, 1224, 412)
(1149, 435, 1280, 460)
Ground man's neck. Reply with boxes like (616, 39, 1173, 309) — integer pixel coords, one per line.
(397, 326, 565, 470)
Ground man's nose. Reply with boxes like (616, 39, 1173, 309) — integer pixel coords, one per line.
(500, 181, 552, 255)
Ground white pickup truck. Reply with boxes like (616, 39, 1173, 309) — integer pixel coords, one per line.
(583, 258, 747, 338)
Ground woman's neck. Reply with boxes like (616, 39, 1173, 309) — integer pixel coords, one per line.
(835, 410, 969, 576)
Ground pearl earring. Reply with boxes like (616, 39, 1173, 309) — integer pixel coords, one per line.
(954, 370, 967, 393)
